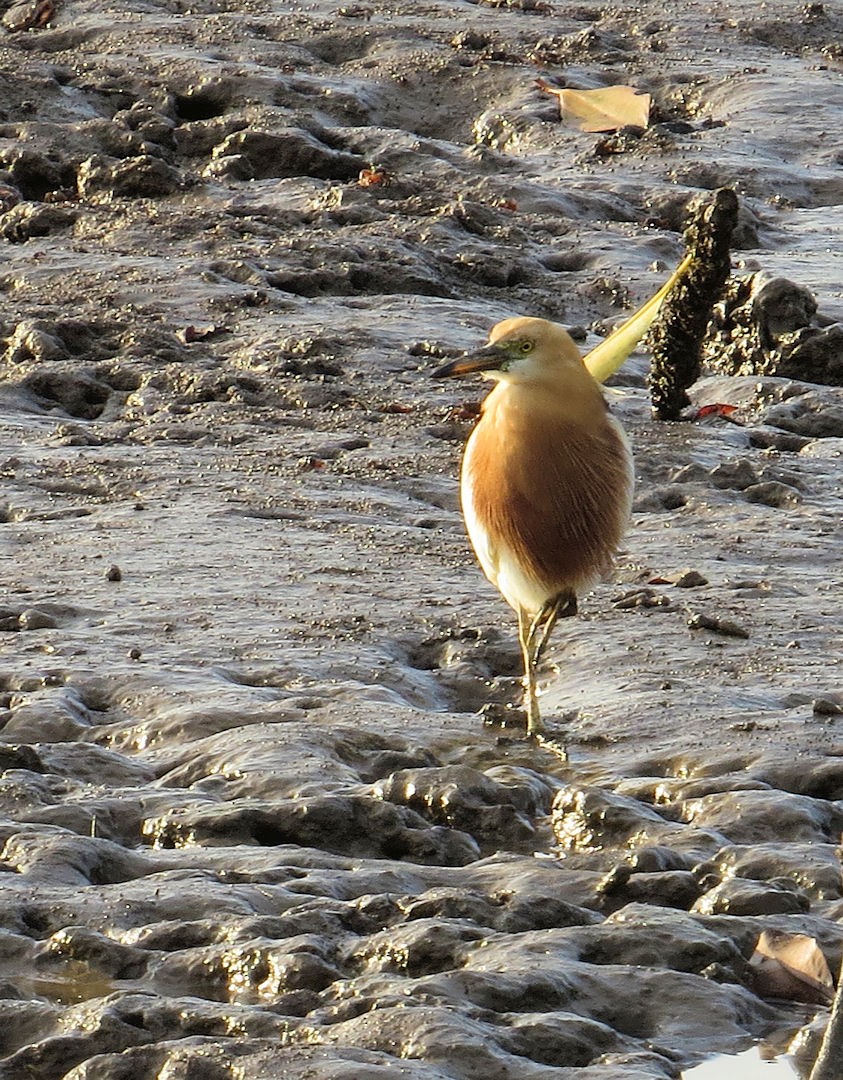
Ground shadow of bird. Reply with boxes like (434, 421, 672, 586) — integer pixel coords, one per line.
(433, 316, 633, 738)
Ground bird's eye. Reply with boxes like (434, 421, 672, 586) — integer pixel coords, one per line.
(519, 340, 533, 354)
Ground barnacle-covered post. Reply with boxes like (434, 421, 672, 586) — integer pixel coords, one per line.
(647, 187, 739, 420)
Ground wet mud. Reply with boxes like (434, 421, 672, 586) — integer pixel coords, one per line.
(1, 0, 843, 1077)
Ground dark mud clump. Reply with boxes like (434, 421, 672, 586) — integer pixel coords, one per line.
(702, 273, 843, 386)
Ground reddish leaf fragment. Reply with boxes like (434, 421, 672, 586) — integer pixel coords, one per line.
(380, 401, 413, 414)
(358, 166, 391, 188)
(693, 402, 738, 419)
(446, 401, 482, 422)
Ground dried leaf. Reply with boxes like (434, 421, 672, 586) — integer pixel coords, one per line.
(537, 81, 651, 132)
(749, 930, 834, 1005)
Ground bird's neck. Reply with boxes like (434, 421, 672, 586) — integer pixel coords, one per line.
(483, 372, 607, 428)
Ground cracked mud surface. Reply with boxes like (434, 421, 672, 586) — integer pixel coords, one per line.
(1, 1, 843, 1077)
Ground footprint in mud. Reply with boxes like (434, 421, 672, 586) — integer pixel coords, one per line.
(398, 622, 524, 715)
(20, 370, 112, 420)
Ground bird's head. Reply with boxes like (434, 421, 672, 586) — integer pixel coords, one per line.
(432, 317, 584, 384)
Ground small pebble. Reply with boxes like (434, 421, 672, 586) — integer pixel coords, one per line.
(670, 462, 709, 483)
(105, 565, 123, 582)
(709, 459, 759, 490)
(687, 611, 750, 638)
(812, 696, 842, 716)
(18, 608, 57, 631)
(673, 569, 708, 588)
(613, 587, 675, 610)
(743, 481, 803, 508)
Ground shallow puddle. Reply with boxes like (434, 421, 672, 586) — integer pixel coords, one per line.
(23, 963, 116, 1007)
(682, 1047, 801, 1079)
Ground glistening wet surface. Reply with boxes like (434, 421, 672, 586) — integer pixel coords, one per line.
(682, 1047, 799, 1079)
(1, 1, 842, 1078)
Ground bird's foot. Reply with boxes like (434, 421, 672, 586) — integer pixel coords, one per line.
(531, 728, 569, 763)
(527, 707, 571, 760)
(481, 702, 569, 759)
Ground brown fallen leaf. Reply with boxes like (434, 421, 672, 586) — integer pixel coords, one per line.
(537, 80, 651, 132)
(2, 0, 55, 31)
(749, 930, 835, 1005)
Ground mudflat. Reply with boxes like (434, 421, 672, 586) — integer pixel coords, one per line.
(1, 2, 842, 1077)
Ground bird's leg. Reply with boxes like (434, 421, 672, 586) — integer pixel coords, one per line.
(518, 593, 578, 738)
(528, 592, 578, 668)
(517, 607, 542, 735)
(528, 599, 559, 669)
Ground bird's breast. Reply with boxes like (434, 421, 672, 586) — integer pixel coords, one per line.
(460, 381, 633, 614)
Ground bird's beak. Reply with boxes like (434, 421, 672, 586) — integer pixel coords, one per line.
(432, 344, 508, 379)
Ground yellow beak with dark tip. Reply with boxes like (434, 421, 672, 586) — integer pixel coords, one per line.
(432, 346, 510, 379)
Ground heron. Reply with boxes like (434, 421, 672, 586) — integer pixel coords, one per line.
(433, 317, 633, 736)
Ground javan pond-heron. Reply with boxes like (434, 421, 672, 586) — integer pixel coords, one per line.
(434, 316, 633, 736)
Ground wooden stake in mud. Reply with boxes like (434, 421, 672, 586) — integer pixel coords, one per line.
(810, 956, 843, 1080)
(647, 187, 739, 420)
